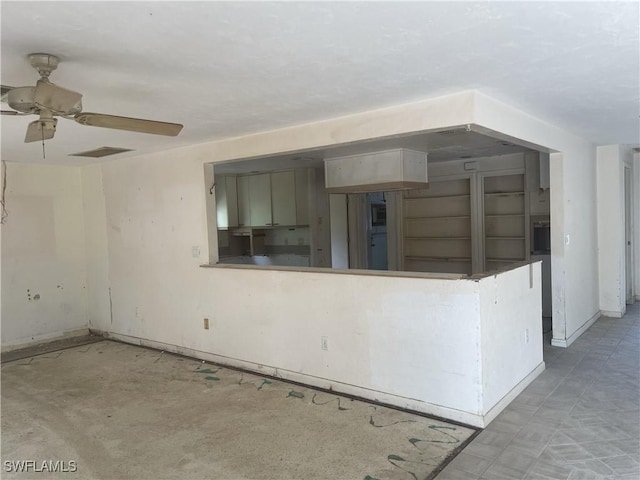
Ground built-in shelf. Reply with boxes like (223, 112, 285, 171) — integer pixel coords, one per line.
(405, 256, 472, 262)
(403, 178, 472, 274)
(486, 236, 525, 240)
(484, 192, 525, 197)
(405, 194, 471, 200)
(484, 173, 526, 270)
(405, 236, 471, 240)
(404, 215, 471, 220)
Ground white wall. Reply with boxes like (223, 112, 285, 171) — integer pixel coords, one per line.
(82, 137, 543, 428)
(1, 163, 89, 348)
(479, 262, 544, 422)
(81, 164, 111, 330)
(596, 145, 627, 316)
(635, 152, 640, 301)
(473, 93, 600, 347)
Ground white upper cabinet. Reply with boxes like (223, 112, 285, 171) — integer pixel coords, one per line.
(236, 175, 251, 227)
(219, 169, 310, 229)
(248, 173, 272, 227)
(215, 175, 239, 229)
(295, 169, 310, 226)
(271, 171, 297, 226)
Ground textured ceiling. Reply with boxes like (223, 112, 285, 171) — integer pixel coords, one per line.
(1, 1, 638, 165)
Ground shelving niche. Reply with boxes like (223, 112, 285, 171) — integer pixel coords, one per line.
(402, 178, 472, 275)
(483, 174, 527, 271)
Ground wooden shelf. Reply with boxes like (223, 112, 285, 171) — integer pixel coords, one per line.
(405, 236, 471, 240)
(405, 256, 472, 262)
(485, 214, 524, 218)
(404, 215, 471, 220)
(486, 257, 525, 262)
(486, 236, 525, 240)
(484, 192, 525, 197)
(406, 194, 471, 201)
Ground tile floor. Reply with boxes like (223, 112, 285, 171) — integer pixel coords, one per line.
(437, 303, 640, 480)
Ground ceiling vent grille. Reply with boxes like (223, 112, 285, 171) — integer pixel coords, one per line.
(437, 128, 468, 137)
(69, 146, 133, 158)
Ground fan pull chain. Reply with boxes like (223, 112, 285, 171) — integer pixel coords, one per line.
(41, 122, 46, 159)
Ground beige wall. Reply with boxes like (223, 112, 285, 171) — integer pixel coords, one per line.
(1, 163, 88, 347)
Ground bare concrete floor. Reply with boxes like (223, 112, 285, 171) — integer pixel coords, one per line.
(1, 340, 476, 480)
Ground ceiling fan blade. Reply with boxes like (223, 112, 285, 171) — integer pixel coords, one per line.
(1, 110, 19, 115)
(1, 85, 14, 102)
(34, 79, 82, 114)
(24, 118, 57, 143)
(74, 112, 183, 136)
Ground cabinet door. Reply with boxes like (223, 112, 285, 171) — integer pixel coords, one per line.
(295, 169, 309, 225)
(225, 176, 239, 227)
(271, 171, 297, 226)
(215, 175, 229, 229)
(236, 175, 251, 227)
(249, 174, 272, 226)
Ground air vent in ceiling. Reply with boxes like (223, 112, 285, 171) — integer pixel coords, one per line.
(437, 129, 468, 136)
(69, 147, 133, 158)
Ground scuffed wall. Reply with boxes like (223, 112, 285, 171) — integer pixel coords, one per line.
(1, 163, 88, 347)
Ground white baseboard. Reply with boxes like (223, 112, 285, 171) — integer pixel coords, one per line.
(551, 310, 601, 348)
(600, 309, 625, 318)
(102, 330, 487, 428)
(481, 361, 546, 426)
(1, 327, 90, 352)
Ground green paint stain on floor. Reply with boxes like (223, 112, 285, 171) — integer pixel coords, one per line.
(194, 368, 218, 374)
(409, 438, 421, 446)
(257, 380, 272, 391)
(363, 476, 380, 480)
(288, 390, 304, 399)
(204, 376, 220, 381)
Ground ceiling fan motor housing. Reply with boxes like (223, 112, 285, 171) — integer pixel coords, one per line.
(28, 53, 60, 79)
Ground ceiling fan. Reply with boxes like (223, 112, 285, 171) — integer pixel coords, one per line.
(1, 53, 183, 143)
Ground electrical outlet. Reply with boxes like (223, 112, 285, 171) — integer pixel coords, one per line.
(204, 318, 209, 330)
(524, 328, 529, 344)
(321, 336, 329, 351)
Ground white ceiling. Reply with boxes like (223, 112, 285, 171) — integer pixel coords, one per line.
(2, 1, 638, 165)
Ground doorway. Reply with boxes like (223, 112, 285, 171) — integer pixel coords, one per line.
(625, 166, 634, 304)
(367, 192, 388, 270)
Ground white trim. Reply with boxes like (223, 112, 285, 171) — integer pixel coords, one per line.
(551, 310, 601, 348)
(600, 309, 625, 318)
(481, 361, 546, 426)
(1, 327, 91, 352)
(101, 331, 487, 428)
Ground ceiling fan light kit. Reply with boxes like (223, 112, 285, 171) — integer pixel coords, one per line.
(1, 53, 183, 143)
